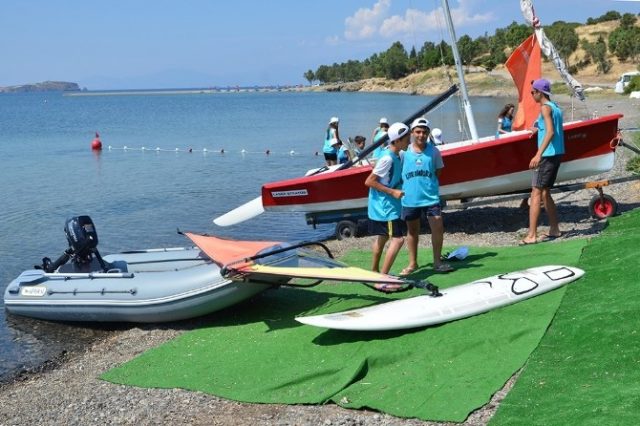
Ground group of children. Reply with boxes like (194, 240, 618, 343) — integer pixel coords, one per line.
(321, 117, 366, 166)
(321, 78, 565, 293)
(364, 117, 453, 293)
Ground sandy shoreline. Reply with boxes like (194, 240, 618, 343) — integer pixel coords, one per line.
(1, 94, 638, 425)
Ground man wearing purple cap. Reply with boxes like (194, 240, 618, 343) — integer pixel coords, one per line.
(520, 78, 564, 245)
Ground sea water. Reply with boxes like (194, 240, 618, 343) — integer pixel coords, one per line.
(0, 90, 506, 381)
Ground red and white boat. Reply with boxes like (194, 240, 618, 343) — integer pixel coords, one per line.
(261, 114, 621, 213)
(214, 0, 624, 226)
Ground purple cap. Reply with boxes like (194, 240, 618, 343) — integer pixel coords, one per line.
(532, 78, 551, 96)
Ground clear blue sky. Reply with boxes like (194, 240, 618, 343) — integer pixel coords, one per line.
(1, 0, 637, 90)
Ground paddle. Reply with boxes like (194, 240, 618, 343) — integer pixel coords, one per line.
(17, 269, 135, 284)
(212, 84, 459, 226)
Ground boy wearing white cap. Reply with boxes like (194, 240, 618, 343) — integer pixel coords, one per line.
(365, 122, 411, 292)
(430, 128, 444, 145)
(400, 117, 453, 275)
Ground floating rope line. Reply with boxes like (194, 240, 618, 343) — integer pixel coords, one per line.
(106, 146, 321, 156)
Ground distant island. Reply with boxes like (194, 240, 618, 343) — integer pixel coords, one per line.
(0, 81, 81, 93)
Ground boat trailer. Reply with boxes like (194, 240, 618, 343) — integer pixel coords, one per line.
(306, 174, 638, 239)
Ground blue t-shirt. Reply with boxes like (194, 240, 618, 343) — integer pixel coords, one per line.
(323, 128, 338, 154)
(536, 101, 565, 157)
(401, 144, 442, 208)
(499, 116, 513, 132)
(368, 150, 403, 221)
(337, 146, 349, 163)
(371, 129, 388, 160)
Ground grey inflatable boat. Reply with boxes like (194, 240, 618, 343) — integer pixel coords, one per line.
(4, 216, 410, 323)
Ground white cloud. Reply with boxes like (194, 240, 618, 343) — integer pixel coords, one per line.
(344, 0, 391, 41)
(339, 0, 494, 42)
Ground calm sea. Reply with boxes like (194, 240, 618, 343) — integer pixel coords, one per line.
(0, 90, 505, 381)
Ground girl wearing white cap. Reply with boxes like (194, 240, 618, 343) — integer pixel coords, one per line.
(371, 117, 390, 160)
(322, 117, 341, 166)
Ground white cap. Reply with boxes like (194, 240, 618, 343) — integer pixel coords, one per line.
(431, 128, 443, 144)
(411, 117, 430, 130)
(379, 117, 388, 125)
(411, 117, 429, 130)
(387, 122, 409, 143)
(329, 117, 339, 124)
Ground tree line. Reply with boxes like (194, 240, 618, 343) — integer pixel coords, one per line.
(304, 11, 640, 84)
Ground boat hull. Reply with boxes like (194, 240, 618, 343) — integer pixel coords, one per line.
(3, 248, 273, 323)
(261, 115, 621, 213)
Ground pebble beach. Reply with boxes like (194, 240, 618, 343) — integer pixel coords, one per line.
(1, 93, 638, 426)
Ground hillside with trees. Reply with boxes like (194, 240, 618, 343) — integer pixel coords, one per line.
(303, 11, 639, 94)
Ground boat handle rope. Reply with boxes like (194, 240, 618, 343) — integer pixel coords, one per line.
(611, 131, 640, 155)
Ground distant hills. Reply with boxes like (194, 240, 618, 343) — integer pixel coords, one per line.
(0, 81, 81, 93)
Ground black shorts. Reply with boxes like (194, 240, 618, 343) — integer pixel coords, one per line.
(323, 152, 337, 161)
(368, 218, 407, 237)
(533, 155, 562, 188)
(401, 204, 442, 221)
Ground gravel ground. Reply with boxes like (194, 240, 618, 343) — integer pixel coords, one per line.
(1, 95, 638, 426)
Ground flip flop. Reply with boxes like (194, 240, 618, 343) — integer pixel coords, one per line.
(433, 263, 454, 273)
(519, 239, 538, 246)
(538, 233, 562, 242)
(366, 283, 411, 294)
(398, 267, 417, 277)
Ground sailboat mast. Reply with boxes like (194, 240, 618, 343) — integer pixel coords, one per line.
(441, 0, 479, 140)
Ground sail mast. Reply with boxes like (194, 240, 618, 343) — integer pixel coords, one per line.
(441, 0, 479, 140)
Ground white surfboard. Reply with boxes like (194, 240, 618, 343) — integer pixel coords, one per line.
(295, 265, 584, 331)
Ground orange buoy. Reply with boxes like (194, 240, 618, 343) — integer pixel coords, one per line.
(91, 132, 102, 151)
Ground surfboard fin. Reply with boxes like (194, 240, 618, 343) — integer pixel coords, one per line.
(412, 281, 442, 297)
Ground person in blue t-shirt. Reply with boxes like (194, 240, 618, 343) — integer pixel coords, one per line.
(336, 141, 350, 164)
(322, 117, 341, 166)
(520, 78, 564, 245)
(371, 117, 390, 161)
(365, 122, 411, 292)
(399, 117, 453, 275)
(353, 135, 366, 157)
(496, 103, 515, 138)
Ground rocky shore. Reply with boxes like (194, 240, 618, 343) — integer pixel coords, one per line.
(0, 81, 81, 93)
(0, 94, 638, 425)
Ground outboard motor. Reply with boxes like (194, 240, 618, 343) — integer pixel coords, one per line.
(37, 215, 108, 273)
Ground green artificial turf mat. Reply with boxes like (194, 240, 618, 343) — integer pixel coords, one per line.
(102, 239, 586, 422)
(491, 209, 640, 425)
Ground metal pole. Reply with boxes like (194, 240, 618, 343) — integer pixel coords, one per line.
(441, 0, 479, 140)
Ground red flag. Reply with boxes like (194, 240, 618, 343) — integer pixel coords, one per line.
(505, 34, 541, 130)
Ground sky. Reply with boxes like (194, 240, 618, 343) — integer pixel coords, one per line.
(1, 0, 638, 90)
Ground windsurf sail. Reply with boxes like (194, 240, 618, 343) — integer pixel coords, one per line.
(184, 232, 406, 285)
(184, 232, 280, 268)
(520, 0, 585, 101)
(238, 264, 406, 284)
(505, 34, 542, 130)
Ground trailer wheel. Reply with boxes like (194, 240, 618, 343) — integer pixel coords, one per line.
(589, 194, 618, 219)
(336, 220, 358, 240)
